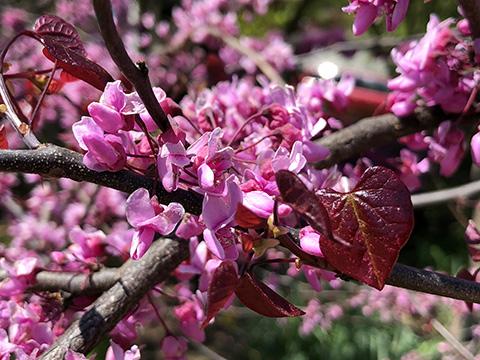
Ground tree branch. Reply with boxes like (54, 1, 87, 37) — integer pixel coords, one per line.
(31, 269, 119, 295)
(388, 263, 480, 304)
(206, 27, 286, 86)
(458, 0, 480, 40)
(0, 144, 202, 214)
(411, 179, 480, 208)
(92, 0, 170, 131)
(0, 81, 40, 149)
(316, 107, 478, 169)
(39, 238, 189, 360)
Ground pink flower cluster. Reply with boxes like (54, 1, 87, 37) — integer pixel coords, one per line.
(388, 15, 477, 117)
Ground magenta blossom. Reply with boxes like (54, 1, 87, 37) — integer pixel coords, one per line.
(343, 0, 410, 35)
(73, 117, 127, 172)
(88, 80, 144, 133)
(471, 129, 480, 166)
(126, 188, 185, 259)
(106, 341, 141, 360)
(161, 336, 188, 360)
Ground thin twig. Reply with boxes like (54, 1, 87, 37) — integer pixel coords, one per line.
(92, 0, 170, 131)
(30, 60, 58, 131)
(206, 27, 286, 86)
(411, 179, 480, 208)
(431, 318, 475, 360)
(0, 77, 40, 149)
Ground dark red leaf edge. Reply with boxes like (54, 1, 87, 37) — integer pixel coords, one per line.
(202, 260, 239, 327)
(34, 15, 86, 56)
(456, 268, 475, 312)
(235, 272, 305, 318)
(317, 166, 414, 290)
(275, 169, 333, 239)
(32, 15, 113, 90)
(0, 125, 8, 149)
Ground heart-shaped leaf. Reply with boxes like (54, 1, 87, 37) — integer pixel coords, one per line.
(235, 272, 305, 317)
(275, 170, 333, 239)
(317, 166, 414, 289)
(202, 260, 238, 327)
(34, 15, 86, 56)
(33, 15, 113, 90)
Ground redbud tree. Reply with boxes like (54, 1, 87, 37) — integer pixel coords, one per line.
(1, 0, 480, 359)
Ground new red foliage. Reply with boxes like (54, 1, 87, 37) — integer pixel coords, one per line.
(317, 166, 414, 289)
(0, 125, 8, 149)
(277, 167, 414, 290)
(32, 15, 113, 90)
(235, 272, 305, 317)
(202, 260, 239, 327)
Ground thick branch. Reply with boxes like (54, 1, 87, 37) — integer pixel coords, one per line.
(411, 179, 480, 208)
(40, 238, 189, 360)
(316, 108, 478, 169)
(0, 144, 202, 214)
(92, 0, 170, 131)
(458, 0, 480, 40)
(388, 263, 480, 303)
(30, 268, 119, 295)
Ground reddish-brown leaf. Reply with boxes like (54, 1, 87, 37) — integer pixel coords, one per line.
(0, 125, 8, 149)
(456, 268, 476, 311)
(235, 272, 305, 317)
(34, 15, 86, 56)
(202, 261, 238, 327)
(235, 203, 266, 229)
(316, 166, 414, 290)
(275, 170, 333, 239)
(33, 15, 113, 90)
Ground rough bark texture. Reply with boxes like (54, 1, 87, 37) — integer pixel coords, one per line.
(316, 107, 478, 169)
(388, 264, 480, 303)
(39, 238, 188, 360)
(31, 268, 119, 295)
(0, 144, 202, 214)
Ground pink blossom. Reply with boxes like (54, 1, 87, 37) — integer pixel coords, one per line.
(106, 341, 141, 360)
(299, 226, 323, 257)
(68, 227, 106, 263)
(426, 121, 465, 177)
(388, 15, 475, 116)
(0, 257, 39, 296)
(73, 117, 127, 172)
(161, 336, 188, 360)
(343, 0, 410, 35)
(397, 149, 429, 191)
(88, 81, 144, 133)
(157, 140, 190, 192)
(471, 130, 480, 166)
(173, 292, 206, 342)
(65, 350, 90, 360)
(126, 188, 185, 259)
